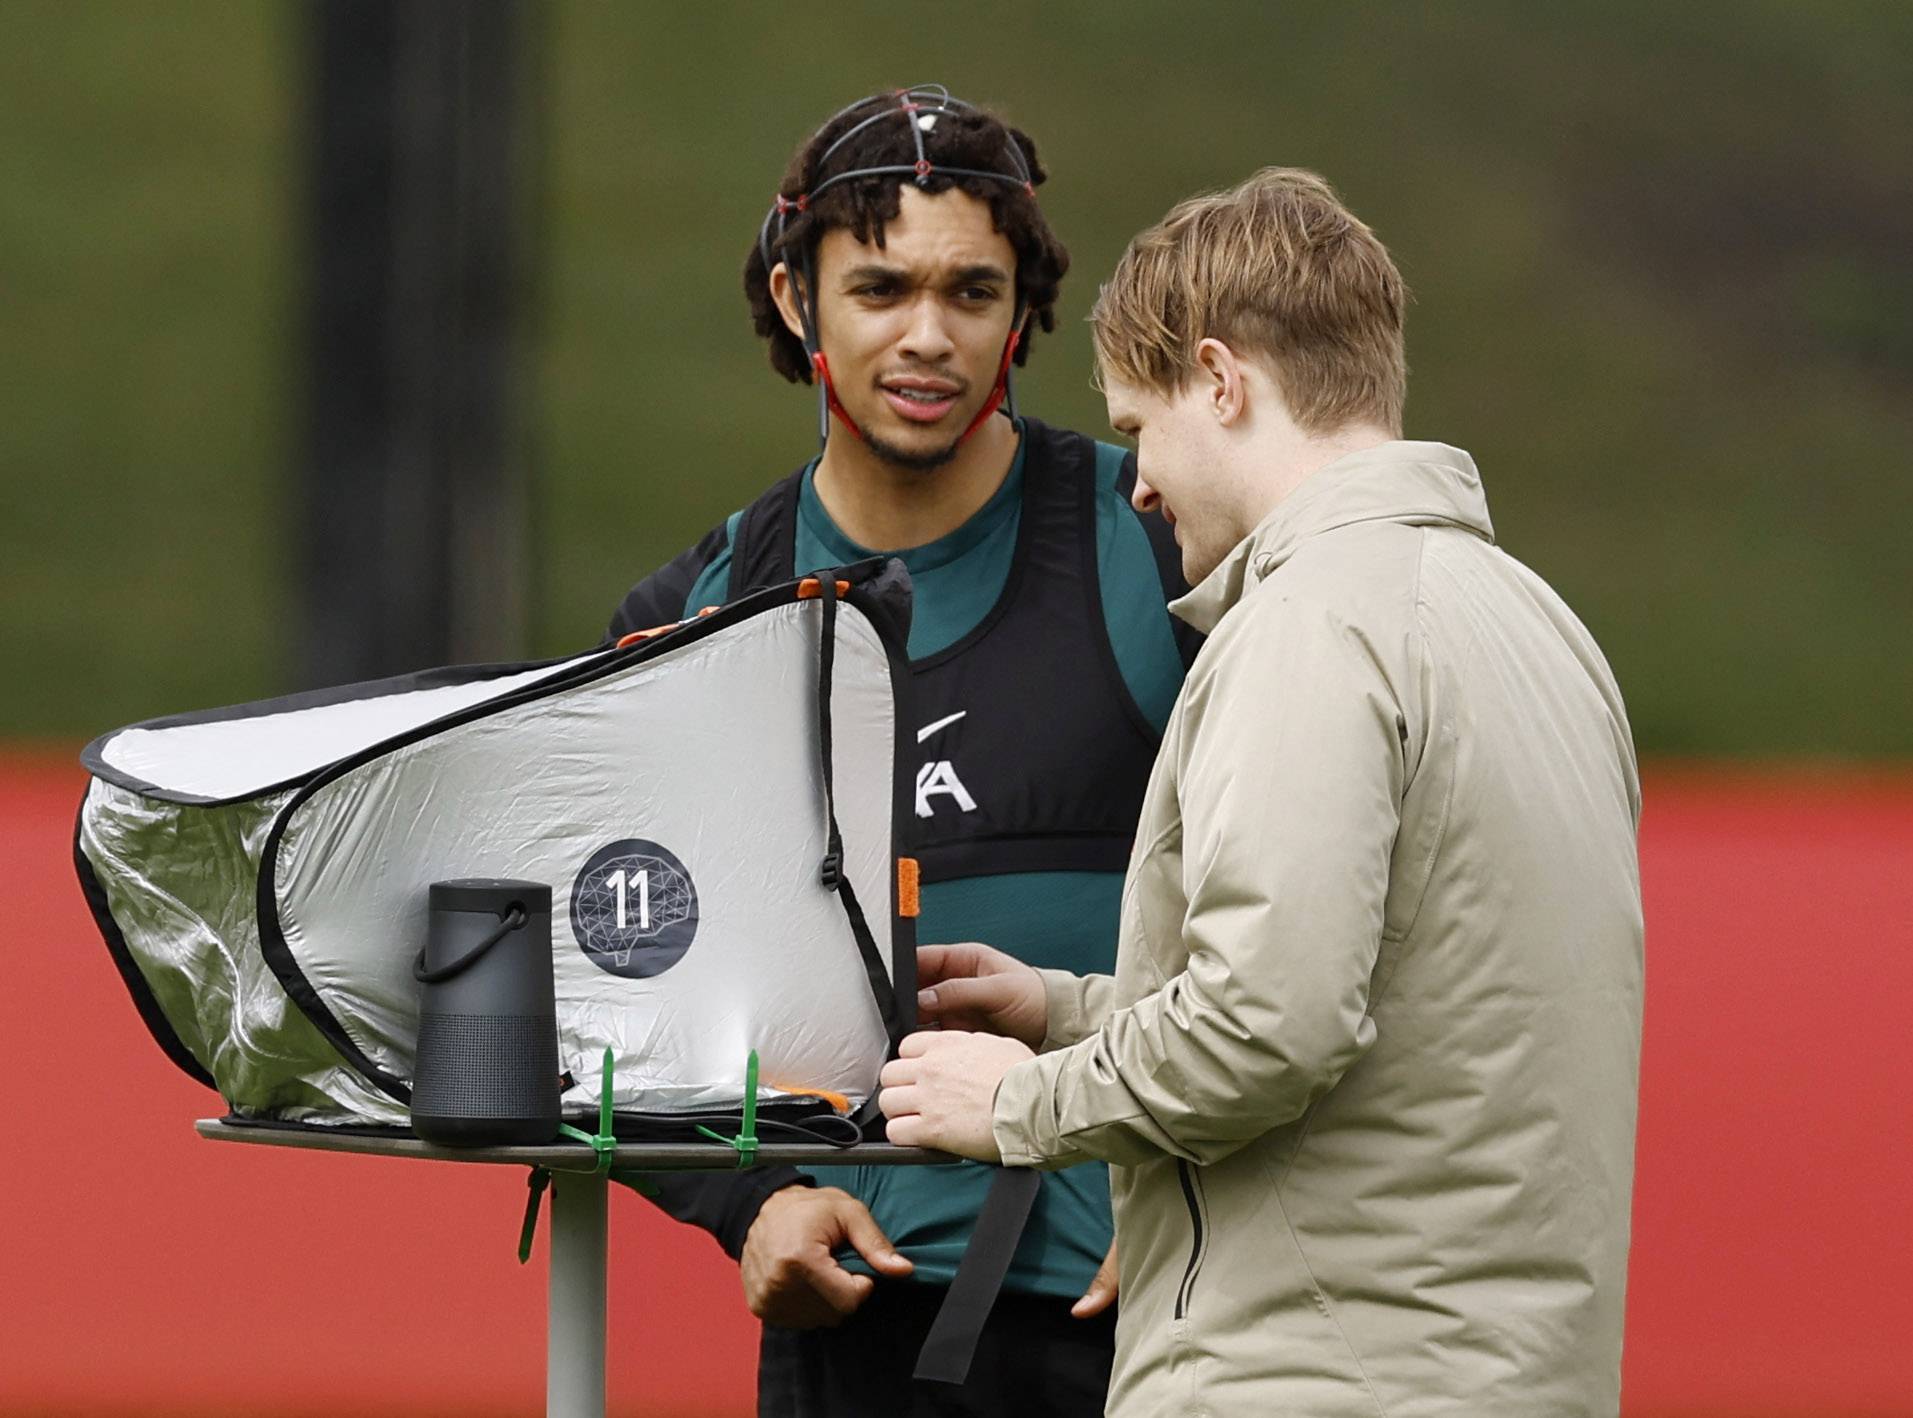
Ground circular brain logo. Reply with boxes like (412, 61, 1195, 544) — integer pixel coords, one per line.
(569, 839, 700, 979)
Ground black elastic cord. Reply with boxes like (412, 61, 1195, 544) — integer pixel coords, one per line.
(412, 904, 527, 984)
(698, 1110, 862, 1148)
(814, 577, 902, 1043)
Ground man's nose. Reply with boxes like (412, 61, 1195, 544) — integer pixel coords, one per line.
(898, 294, 956, 363)
(1131, 473, 1161, 515)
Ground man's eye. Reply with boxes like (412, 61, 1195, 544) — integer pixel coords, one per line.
(854, 283, 900, 299)
(958, 286, 1000, 302)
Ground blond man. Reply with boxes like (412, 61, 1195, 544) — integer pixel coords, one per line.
(881, 168, 1645, 1415)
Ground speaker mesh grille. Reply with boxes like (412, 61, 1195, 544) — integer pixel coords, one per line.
(411, 1012, 559, 1119)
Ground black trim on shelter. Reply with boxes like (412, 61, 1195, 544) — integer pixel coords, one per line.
(82, 652, 585, 806)
(73, 800, 219, 1091)
(247, 562, 916, 1106)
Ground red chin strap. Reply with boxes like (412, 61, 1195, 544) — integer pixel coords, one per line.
(956, 327, 1022, 445)
(809, 351, 866, 443)
(811, 328, 1021, 451)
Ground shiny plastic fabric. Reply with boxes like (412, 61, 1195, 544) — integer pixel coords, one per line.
(80, 779, 409, 1124)
(78, 586, 909, 1128)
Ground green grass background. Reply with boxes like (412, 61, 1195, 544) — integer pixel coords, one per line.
(2, 1, 1908, 755)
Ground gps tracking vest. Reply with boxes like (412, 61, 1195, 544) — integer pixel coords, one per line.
(75, 564, 916, 1129)
(727, 418, 1188, 883)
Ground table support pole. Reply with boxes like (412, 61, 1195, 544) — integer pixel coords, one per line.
(546, 1169, 608, 1418)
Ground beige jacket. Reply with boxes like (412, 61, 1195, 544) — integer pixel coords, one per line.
(994, 442, 1644, 1416)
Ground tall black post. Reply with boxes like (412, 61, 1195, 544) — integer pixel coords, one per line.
(300, 0, 540, 687)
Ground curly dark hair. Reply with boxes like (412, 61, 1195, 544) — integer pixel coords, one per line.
(745, 93, 1071, 385)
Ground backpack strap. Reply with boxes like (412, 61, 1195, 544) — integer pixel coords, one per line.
(1115, 450, 1203, 670)
(728, 467, 806, 601)
(913, 1168, 1044, 1384)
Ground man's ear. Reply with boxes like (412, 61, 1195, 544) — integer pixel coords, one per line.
(768, 262, 808, 342)
(1194, 337, 1248, 427)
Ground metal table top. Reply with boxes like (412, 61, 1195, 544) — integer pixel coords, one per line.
(195, 1118, 954, 1170)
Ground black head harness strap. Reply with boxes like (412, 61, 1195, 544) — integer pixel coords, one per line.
(757, 85, 1038, 451)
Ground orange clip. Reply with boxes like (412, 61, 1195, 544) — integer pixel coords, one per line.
(796, 578, 853, 600)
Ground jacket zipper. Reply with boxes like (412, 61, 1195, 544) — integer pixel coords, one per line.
(1174, 1158, 1207, 1320)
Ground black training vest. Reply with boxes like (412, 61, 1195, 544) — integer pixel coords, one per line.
(728, 417, 1190, 886)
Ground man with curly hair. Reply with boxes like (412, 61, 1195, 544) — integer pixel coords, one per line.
(605, 88, 1194, 1417)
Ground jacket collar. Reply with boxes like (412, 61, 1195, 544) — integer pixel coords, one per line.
(1171, 441, 1495, 634)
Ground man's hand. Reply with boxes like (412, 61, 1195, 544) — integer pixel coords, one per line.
(1072, 1240, 1119, 1318)
(738, 1184, 914, 1329)
(916, 942, 1049, 1048)
(879, 1030, 1035, 1158)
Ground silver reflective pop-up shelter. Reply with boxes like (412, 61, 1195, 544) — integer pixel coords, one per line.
(75, 564, 916, 1131)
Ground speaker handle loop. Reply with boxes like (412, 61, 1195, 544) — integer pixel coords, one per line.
(412, 903, 528, 984)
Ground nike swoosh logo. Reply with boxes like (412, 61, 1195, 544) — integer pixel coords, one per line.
(917, 711, 968, 744)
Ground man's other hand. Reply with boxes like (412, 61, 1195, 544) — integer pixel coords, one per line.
(1072, 1240, 1118, 1318)
(880, 1030, 1034, 1158)
(916, 942, 1049, 1048)
(739, 1185, 914, 1329)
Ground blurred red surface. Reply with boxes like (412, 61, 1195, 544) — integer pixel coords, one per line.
(3, 752, 1909, 1416)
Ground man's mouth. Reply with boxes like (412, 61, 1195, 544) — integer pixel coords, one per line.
(880, 377, 962, 425)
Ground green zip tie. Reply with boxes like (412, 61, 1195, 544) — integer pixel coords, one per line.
(694, 1048, 761, 1169)
(519, 1049, 622, 1264)
(556, 1046, 618, 1175)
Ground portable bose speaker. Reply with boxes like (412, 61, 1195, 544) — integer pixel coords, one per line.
(409, 879, 560, 1146)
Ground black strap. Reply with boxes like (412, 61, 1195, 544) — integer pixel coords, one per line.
(912, 1168, 1044, 1384)
(727, 469, 804, 602)
(814, 575, 902, 1046)
(1116, 450, 1202, 670)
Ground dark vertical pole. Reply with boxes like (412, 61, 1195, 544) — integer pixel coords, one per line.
(301, 0, 540, 687)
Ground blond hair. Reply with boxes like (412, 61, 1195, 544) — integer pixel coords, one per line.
(1091, 167, 1408, 434)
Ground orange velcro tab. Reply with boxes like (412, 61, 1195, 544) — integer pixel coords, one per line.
(796, 577, 853, 600)
(897, 856, 921, 918)
(614, 620, 684, 649)
(765, 1083, 853, 1114)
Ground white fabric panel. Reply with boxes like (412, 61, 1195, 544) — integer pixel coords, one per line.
(273, 599, 898, 1113)
(100, 653, 603, 801)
